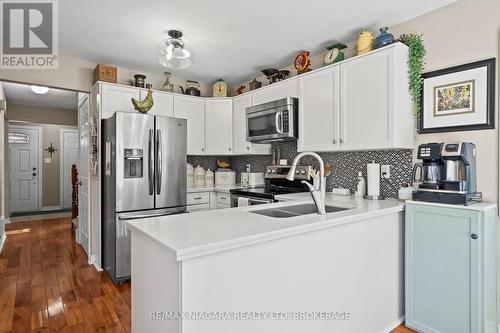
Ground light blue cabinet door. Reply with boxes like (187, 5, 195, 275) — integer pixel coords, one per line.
(405, 203, 482, 333)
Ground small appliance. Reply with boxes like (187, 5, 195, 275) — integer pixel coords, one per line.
(246, 97, 298, 143)
(412, 142, 481, 205)
(230, 165, 312, 207)
(241, 172, 265, 188)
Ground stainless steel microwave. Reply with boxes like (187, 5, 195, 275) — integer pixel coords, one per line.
(246, 97, 298, 143)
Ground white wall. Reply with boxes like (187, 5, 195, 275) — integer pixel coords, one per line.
(390, 0, 499, 203)
(0, 55, 210, 96)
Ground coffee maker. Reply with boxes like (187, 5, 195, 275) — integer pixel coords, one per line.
(412, 142, 481, 205)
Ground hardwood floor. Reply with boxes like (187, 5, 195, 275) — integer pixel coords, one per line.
(0, 217, 416, 333)
(0, 217, 131, 332)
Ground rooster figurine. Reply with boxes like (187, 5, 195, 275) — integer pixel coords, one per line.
(131, 89, 154, 114)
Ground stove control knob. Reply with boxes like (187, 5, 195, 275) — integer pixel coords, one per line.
(300, 170, 306, 175)
(295, 170, 300, 175)
(271, 169, 276, 173)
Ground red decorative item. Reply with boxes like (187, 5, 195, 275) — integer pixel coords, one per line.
(294, 51, 311, 73)
(236, 85, 246, 95)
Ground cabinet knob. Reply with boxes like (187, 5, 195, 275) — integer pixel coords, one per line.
(247, 146, 250, 150)
(333, 138, 337, 144)
(471, 233, 478, 240)
(340, 138, 344, 143)
(201, 148, 205, 152)
(228, 147, 231, 152)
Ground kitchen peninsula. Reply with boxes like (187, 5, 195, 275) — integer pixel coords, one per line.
(127, 193, 405, 333)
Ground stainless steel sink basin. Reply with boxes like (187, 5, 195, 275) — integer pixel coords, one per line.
(250, 203, 352, 218)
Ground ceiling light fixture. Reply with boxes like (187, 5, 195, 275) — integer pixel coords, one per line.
(158, 29, 192, 69)
(30, 85, 50, 94)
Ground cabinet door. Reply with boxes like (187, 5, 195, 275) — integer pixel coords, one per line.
(340, 49, 394, 150)
(251, 78, 298, 105)
(100, 84, 139, 119)
(233, 94, 271, 155)
(405, 203, 481, 333)
(205, 99, 233, 155)
(298, 66, 340, 152)
(142, 90, 174, 117)
(173, 96, 205, 155)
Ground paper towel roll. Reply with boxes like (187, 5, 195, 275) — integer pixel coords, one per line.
(367, 162, 380, 197)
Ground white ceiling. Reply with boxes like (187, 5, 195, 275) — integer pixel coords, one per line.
(60, 0, 456, 85)
(2, 82, 78, 110)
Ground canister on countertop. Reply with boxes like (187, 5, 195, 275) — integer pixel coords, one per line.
(194, 165, 206, 187)
(187, 163, 194, 188)
(205, 169, 214, 187)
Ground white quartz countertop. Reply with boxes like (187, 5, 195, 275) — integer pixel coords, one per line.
(127, 193, 405, 261)
(187, 184, 240, 193)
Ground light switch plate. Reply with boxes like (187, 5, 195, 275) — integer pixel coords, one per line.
(381, 165, 391, 179)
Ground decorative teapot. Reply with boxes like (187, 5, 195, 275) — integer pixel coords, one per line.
(357, 30, 374, 55)
(179, 80, 201, 96)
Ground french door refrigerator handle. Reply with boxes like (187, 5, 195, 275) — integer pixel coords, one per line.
(148, 129, 154, 195)
(156, 129, 162, 195)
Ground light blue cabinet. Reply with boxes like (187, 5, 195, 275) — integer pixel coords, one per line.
(405, 201, 498, 333)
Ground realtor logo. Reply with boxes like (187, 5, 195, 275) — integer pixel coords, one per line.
(1, 0, 58, 68)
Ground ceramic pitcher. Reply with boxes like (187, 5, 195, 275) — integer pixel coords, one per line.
(357, 31, 374, 55)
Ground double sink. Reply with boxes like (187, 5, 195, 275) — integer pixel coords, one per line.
(250, 203, 351, 218)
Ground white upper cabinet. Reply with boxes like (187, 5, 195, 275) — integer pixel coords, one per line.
(205, 99, 233, 155)
(297, 43, 413, 152)
(298, 65, 340, 152)
(251, 77, 299, 105)
(173, 95, 206, 155)
(100, 84, 139, 118)
(233, 94, 271, 155)
(339, 44, 413, 150)
(142, 90, 174, 117)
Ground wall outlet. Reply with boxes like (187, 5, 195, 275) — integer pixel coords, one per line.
(381, 165, 391, 179)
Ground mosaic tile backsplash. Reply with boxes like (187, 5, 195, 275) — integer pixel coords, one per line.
(188, 141, 413, 198)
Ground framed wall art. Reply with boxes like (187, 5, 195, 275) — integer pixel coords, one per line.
(419, 58, 495, 133)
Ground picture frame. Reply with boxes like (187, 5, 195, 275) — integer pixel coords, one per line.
(419, 58, 495, 133)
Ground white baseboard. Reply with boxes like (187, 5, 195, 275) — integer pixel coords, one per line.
(89, 254, 103, 271)
(378, 316, 404, 333)
(41, 206, 61, 211)
(0, 233, 6, 254)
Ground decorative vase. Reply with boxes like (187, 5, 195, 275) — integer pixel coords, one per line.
(357, 30, 374, 55)
(373, 27, 395, 49)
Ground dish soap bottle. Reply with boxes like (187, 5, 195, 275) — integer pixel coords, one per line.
(355, 171, 366, 198)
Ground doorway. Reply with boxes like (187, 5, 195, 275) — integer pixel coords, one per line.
(9, 124, 42, 213)
(60, 128, 80, 209)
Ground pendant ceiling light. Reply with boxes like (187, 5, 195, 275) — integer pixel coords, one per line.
(158, 30, 192, 69)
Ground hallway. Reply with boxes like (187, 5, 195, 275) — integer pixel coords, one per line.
(0, 218, 131, 332)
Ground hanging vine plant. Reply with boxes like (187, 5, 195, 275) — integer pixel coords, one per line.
(397, 33, 426, 130)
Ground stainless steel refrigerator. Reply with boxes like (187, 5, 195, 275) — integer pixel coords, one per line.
(102, 112, 187, 283)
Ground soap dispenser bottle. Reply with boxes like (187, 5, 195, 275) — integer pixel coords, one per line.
(355, 171, 366, 198)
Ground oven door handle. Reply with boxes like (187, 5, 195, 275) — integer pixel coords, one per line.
(248, 198, 274, 205)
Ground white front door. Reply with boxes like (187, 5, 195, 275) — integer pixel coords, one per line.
(77, 94, 90, 255)
(61, 129, 80, 209)
(9, 126, 41, 213)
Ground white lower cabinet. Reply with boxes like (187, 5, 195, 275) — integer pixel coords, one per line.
(233, 94, 271, 155)
(186, 204, 209, 213)
(205, 99, 233, 155)
(173, 95, 206, 155)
